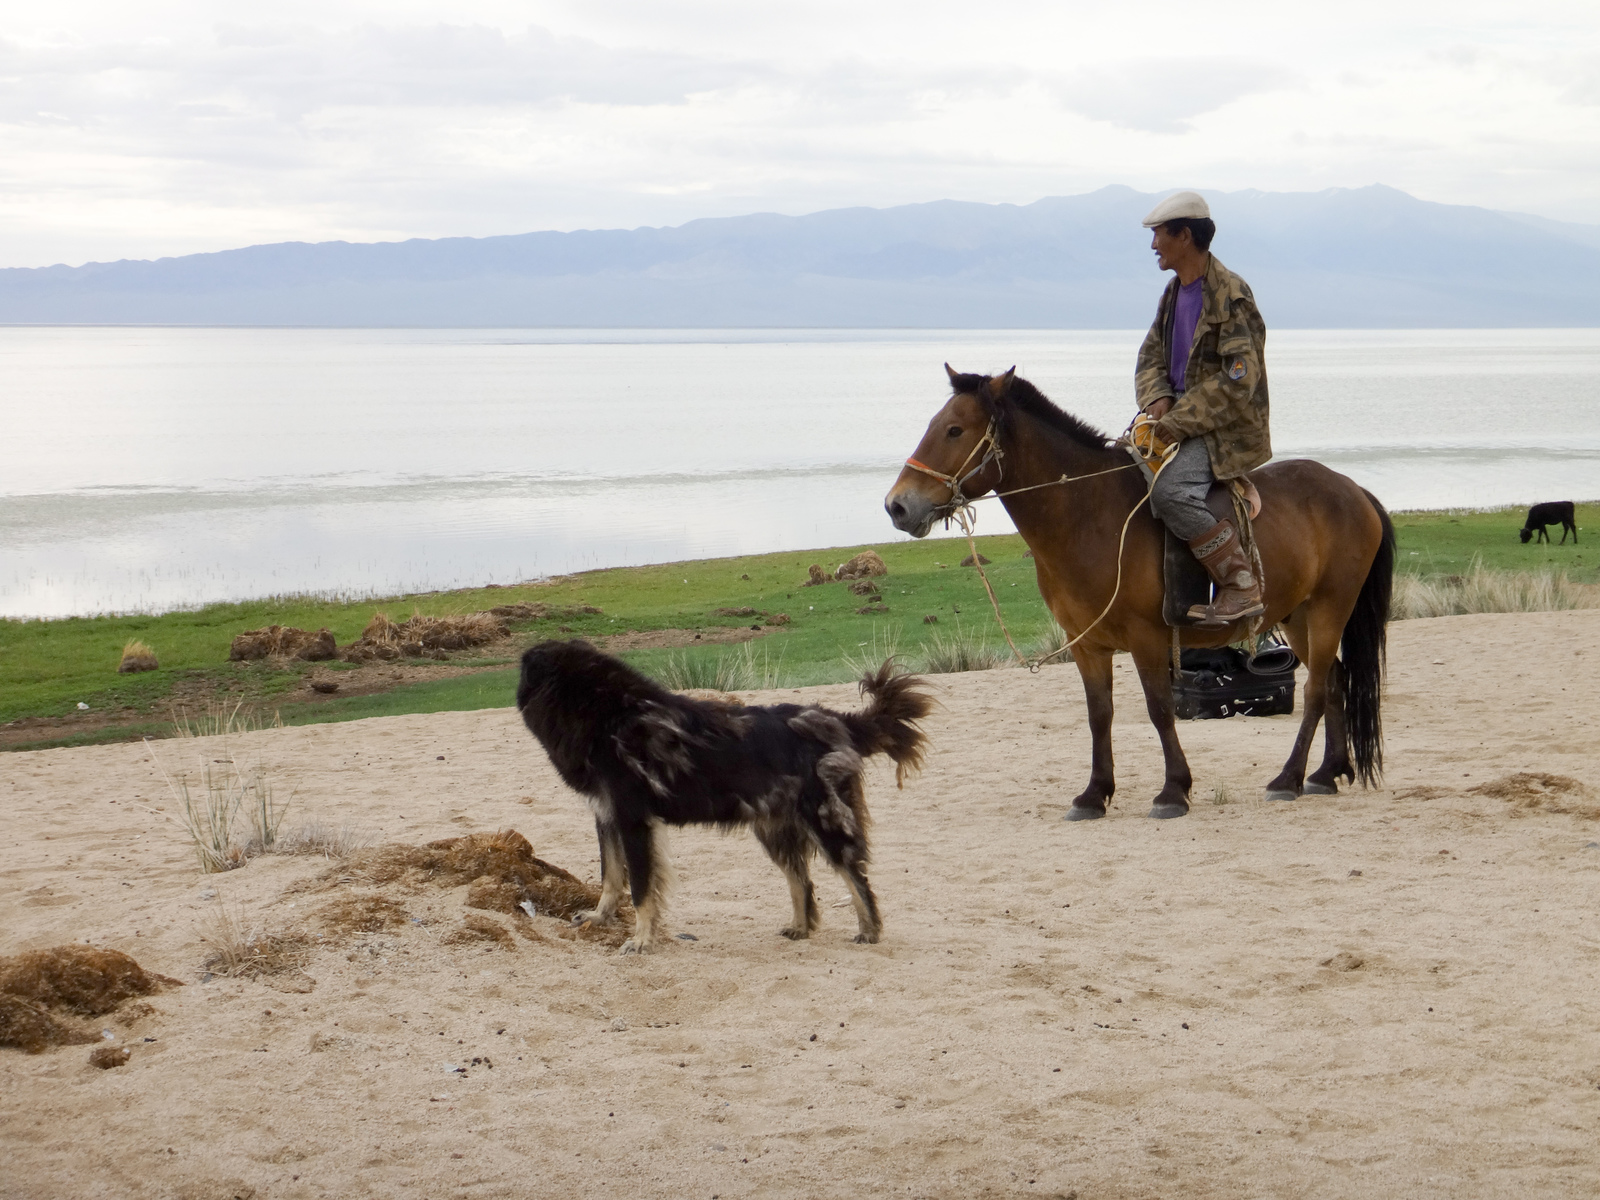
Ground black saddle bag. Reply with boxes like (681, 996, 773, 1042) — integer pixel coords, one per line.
(1173, 643, 1298, 720)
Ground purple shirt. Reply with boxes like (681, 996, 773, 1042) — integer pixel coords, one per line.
(1169, 276, 1204, 392)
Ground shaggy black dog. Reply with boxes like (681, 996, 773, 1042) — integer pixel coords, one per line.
(516, 639, 933, 953)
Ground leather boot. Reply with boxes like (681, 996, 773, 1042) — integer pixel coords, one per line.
(1186, 518, 1265, 627)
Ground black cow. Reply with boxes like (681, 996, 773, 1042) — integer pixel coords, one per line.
(1520, 501, 1578, 544)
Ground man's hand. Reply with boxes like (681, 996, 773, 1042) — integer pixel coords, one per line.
(1144, 397, 1173, 420)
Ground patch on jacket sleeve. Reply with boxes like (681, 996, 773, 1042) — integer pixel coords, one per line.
(1226, 355, 1248, 381)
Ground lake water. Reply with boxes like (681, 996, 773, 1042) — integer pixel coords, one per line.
(3, 326, 1597, 619)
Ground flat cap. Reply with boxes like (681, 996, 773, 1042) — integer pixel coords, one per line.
(1142, 190, 1210, 227)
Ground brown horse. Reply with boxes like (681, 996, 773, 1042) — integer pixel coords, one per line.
(884, 366, 1394, 820)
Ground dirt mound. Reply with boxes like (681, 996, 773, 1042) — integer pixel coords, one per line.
(960, 553, 992, 567)
(836, 551, 888, 581)
(340, 610, 508, 663)
(803, 565, 829, 586)
(847, 579, 880, 596)
(715, 607, 759, 617)
(442, 914, 518, 950)
(0, 946, 181, 1015)
(0, 994, 99, 1053)
(0, 946, 180, 1054)
(230, 625, 337, 662)
(1469, 772, 1596, 817)
(339, 830, 603, 920)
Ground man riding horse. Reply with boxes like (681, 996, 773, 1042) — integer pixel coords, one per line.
(1134, 190, 1270, 629)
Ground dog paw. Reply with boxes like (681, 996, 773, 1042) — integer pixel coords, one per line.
(617, 938, 652, 955)
(852, 931, 881, 945)
(574, 910, 614, 927)
(779, 926, 811, 941)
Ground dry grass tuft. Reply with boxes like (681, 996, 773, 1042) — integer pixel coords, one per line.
(118, 639, 159, 674)
(337, 830, 603, 920)
(0, 945, 180, 1016)
(442, 914, 517, 950)
(311, 894, 411, 935)
(272, 822, 371, 859)
(1468, 772, 1596, 818)
(199, 908, 314, 979)
(1392, 561, 1599, 620)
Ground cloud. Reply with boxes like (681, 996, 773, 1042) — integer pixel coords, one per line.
(1049, 60, 1299, 133)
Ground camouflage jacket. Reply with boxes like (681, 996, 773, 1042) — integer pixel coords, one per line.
(1134, 254, 1271, 480)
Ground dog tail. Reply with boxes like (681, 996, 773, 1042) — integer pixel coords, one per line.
(846, 661, 934, 788)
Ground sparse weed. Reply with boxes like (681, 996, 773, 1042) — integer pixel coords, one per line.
(842, 625, 903, 680)
(920, 620, 1010, 674)
(1211, 782, 1231, 806)
(272, 822, 371, 859)
(198, 906, 312, 979)
(149, 740, 293, 872)
(1392, 558, 1599, 620)
(170, 699, 279, 740)
(1025, 623, 1074, 666)
(656, 641, 787, 692)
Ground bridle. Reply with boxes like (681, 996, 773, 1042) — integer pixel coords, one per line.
(901, 417, 1003, 514)
(894, 408, 1163, 673)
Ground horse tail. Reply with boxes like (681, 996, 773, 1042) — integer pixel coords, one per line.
(1343, 489, 1394, 787)
(846, 661, 936, 788)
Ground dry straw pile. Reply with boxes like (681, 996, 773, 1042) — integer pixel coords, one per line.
(340, 610, 508, 662)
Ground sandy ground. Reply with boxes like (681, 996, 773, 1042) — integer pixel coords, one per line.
(3, 610, 1599, 1200)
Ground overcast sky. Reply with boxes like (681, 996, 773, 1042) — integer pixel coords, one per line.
(2, 0, 1597, 267)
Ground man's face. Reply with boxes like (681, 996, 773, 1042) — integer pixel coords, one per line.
(1150, 222, 1191, 272)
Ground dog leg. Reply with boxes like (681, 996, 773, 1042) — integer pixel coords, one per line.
(832, 861, 882, 945)
(575, 822, 626, 927)
(754, 818, 819, 939)
(619, 821, 670, 955)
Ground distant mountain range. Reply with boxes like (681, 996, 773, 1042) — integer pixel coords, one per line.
(3, 185, 1597, 327)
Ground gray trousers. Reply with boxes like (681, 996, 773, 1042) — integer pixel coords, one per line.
(1148, 437, 1219, 542)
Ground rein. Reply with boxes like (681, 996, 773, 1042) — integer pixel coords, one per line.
(903, 417, 1163, 672)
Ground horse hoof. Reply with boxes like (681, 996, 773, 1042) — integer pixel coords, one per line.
(1263, 788, 1300, 802)
(1303, 781, 1338, 796)
(1064, 806, 1105, 822)
(1148, 803, 1189, 820)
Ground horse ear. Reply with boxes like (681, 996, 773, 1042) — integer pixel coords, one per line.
(944, 362, 960, 385)
(987, 367, 1016, 400)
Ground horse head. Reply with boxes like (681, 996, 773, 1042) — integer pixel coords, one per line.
(884, 364, 1014, 537)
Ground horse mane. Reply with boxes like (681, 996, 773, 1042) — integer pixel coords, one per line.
(948, 370, 1113, 451)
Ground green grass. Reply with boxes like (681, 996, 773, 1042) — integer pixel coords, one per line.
(1390, 503, 1596, 582)
(0, 533, 1054, 748)
(4, 502, 1594, 750)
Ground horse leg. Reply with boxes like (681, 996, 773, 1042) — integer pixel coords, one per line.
(1065, 644, 1116, 820)
(1305, 658, 1353, 794)
(1265, 603, 1340, 801)
(1130, 641, 1193, 819)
